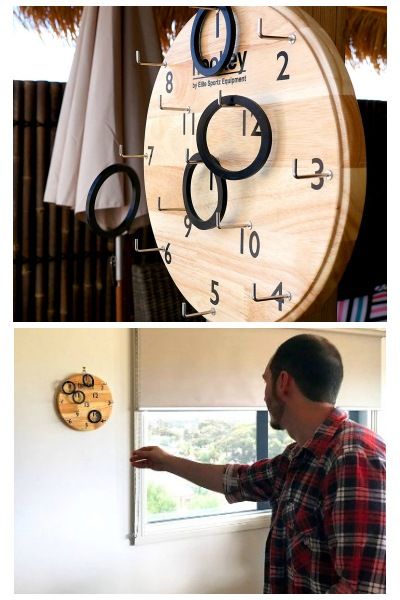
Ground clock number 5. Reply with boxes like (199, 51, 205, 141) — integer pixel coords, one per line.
(210, 280, 220, 305)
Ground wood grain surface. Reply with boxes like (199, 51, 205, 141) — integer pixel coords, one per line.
(57, 373, 113, 431)
(143, 6, 366, 321)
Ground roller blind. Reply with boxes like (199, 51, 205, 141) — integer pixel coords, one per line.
(136, 328, 384, 409)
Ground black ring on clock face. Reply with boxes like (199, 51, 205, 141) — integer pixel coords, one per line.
(82, 373, 94, 387)
(190, 7, 236, 77)
(88, 409, 102, 424)
(62, 380, 76, 395)
(182, 153, 227, 230)
(196, 95, 273, 180)
(86, 164, 141, 238)
(72, 390, 85, 404)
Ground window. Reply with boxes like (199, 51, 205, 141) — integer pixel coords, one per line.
(133, 408, 379, 542)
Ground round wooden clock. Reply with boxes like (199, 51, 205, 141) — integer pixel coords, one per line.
(143, 6, 366, 321)
(57, 371, 113, 431)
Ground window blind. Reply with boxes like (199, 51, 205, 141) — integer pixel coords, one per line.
(135, 328, 384, 409)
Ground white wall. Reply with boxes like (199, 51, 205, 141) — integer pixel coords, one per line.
(14, 328, 266, 594)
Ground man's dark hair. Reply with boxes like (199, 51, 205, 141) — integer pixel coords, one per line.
(269, 334, 343, 405)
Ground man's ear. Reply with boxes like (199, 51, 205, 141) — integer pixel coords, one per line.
(277, 370, 292, 398)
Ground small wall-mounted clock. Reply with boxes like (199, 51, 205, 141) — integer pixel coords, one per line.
(142, 6, 366, 321)
(57, 370, 113, 431)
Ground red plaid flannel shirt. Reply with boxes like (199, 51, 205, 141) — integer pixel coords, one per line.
(223, 408, 386, 593)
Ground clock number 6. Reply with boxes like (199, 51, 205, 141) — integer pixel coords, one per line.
(210, 280, 220, 305)
(164, 243, 172, 264)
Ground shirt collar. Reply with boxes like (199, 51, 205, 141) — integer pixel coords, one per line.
(289, 407, 348, 461)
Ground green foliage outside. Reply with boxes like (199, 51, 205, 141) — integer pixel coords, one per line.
(146, 414, 292, 516)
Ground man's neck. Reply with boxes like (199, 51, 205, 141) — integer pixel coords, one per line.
(286, 403, 335, 446)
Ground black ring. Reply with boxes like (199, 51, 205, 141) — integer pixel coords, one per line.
(86, 164, 141, 238)
(88, 410, 102, 424)
(72, 390, 85, 404)
(182, 153, 227, 230)
(196, 95, 273, 180)
(191, 7, 236, 77)
(82, 373, 94, 387)
(62, 380, 76, 395)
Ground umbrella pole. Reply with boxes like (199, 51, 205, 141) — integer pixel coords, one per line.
(115, 235, 123, 321)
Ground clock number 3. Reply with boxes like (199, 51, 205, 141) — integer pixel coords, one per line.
(210, 280, 220, 305)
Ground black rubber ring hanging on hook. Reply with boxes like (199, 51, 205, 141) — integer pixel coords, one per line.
(196, 95, 273, 181)
(72, 390, 85, 404)
(82, 373, 95, 387)
(182, 153, 228, 230)
(191, 7, 236, 77)
(62, 380, 76, 395)
(86, 164, 141, 238)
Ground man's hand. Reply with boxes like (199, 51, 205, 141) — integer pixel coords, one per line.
(130, 446, 172, 471)
(129, 446, 226, 494)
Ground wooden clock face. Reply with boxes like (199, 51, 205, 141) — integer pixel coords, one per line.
(57, 373, 112, 431)
(143, 6, 366, 321)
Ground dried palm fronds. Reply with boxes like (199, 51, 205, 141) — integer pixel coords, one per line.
(345, 6, 387, 71)
(14, 6, 82, 41)
(14, 6, 387, 71)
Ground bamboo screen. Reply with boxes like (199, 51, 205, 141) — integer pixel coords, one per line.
(13, 80, 115, 322)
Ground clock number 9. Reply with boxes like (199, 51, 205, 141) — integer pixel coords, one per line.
(184, 215, 192, 237)
(210, 280, 220, 305)
(240, 228, 260, 258)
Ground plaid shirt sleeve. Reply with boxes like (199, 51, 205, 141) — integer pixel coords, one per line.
(223, 448, 293, 503)
(323, 449, 386, 593)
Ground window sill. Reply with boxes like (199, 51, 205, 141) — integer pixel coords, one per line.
(131, 509, 271, 545)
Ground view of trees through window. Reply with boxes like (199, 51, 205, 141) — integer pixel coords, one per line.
(143, 410, 292, 522)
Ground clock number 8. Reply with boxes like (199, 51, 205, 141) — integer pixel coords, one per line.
(166, 71, 173, 93)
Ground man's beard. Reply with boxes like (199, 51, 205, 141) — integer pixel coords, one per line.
(268, 383, 286, 431)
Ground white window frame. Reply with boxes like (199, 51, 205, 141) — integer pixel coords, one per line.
(130, 407, 381, 545)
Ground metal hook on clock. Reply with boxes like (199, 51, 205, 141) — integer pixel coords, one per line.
(216, 211, 252, 230)
(159, 95, 191, 113)
(191, 6, 218, 10)
(119, 145, 148, 159)
(134, 238, 166, 254)
(135, 50, 167, 68)
(185, 148, 203, 164)
(182, 302, 216, 319)
(258, 18, 296, 43)
(292, 159, 333, 181)
(252, 283, 292, 303)
(218, 90, 240, 108)
(158, 197, 185, 212)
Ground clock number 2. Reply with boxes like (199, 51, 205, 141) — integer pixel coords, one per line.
(277, 51, 290, 81)
(210, 280, 220, 305)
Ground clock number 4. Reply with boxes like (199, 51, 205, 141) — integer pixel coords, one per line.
(272, 282, 285, 311)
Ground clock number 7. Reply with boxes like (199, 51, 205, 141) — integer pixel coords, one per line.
(147, 146, 154, 165)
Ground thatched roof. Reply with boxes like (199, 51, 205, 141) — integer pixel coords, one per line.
(14, 6, 386, 71)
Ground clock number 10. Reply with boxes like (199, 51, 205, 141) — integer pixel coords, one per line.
(240, 228, 260, 258)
